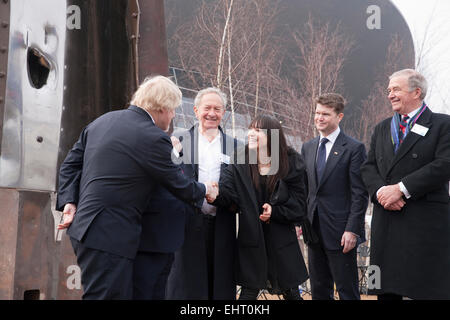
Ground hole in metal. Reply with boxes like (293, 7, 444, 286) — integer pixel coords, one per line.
(27, 48, 50, 89)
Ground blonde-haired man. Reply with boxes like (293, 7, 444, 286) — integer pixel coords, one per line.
(56, 76, 216, 299)
(130, 75, 181, 131)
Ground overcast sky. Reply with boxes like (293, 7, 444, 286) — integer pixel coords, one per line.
(391, 0, 450, 114)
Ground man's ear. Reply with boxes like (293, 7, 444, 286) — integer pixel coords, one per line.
(414, 88, 422, 100)
(338, 113, 344, 121)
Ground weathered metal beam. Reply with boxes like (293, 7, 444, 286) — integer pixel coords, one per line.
(0, 0, 169, 299)
(136, 0, 169, 81)
(0, 0, 10, 155)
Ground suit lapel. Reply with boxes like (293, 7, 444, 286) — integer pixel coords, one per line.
(219, 126, 228, 174)
(382, 120, 396, 164)
(189, 125, 199, 180)
(388, 108, 433, 172)
(307, 137, 320, 190)
(318, 132, 347, 188)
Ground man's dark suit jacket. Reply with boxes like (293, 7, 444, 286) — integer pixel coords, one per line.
(137, 186, 186, 253)
(56, 105, 205, 259)
(166, 124, 239, 300)
(301, 131, 368, 250)
(361, 107, 450, 299)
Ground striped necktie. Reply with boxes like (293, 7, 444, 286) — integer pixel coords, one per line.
(398, 115, 410, 144)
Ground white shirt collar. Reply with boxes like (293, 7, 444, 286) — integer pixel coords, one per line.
(320, 126, 340, 144)
(198, 129, 221, 145)
(406, 105, 422, 119)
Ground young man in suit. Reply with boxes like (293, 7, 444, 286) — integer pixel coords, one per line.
(166, 88, 239, 300)
(361, 69, 450, 300)
(56, 76, 216, 300)
(301, 93, 368, 300)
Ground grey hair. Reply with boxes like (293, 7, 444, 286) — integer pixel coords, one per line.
(389, 69, 428, 100)
(194, 87, 227, 108)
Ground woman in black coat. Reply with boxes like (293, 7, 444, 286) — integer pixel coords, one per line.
(212, 115, 309, 300)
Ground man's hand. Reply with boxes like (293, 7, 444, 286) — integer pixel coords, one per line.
(205, 182, 219, 203)
(170, 136, 183, 154)
(58, 203, 77, 230)
(341, 231, 357, 254)
(377, 184, 404, 210)
(384, 198, 406, 211)
(259, 203, 272, 222)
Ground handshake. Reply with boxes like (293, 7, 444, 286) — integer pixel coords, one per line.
(205, 181, 219, 203)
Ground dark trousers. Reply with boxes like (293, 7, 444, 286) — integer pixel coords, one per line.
(239, 287, 303, 300)
(70, 237, 133, 300)
(133, 251, 175, 300)
(203, 214, 216, 300)
(308, 218, 360, 300)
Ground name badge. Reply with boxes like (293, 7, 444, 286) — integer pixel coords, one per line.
(411, 123, 429, 137)
(220, 154, 230, 164)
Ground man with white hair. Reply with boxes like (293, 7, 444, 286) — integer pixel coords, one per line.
(166, 87, 240, 300)
(56, 76, 216, 299)
(361, 69, 450, 299)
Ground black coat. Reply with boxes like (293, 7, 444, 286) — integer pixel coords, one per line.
(214, 149, 309, 290)
(361, 108, 450, 299)
(56, 106, 206, 259)
(166, 125, 239, 299)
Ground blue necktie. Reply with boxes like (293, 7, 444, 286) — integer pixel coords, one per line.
(316, 137, 328, 183)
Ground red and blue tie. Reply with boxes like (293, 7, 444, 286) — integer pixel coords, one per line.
(399, 115, 409, 144)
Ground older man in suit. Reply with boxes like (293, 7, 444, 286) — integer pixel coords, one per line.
(166, 87, 239, 300)
(301, 93, 368, 300)
(56, 76, 216, 300)
(361, 69, 450, 300)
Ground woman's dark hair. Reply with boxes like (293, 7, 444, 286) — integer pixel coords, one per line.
(247, 114, 290, 195)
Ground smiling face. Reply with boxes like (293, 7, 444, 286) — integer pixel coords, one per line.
(387, 75, 422, 114)
(314, 103, 343, 136)
(194, 92, 225, 132)
(247, 126, 268, 152)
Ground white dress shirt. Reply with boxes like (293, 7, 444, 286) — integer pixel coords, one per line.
(198, 131, 222, 216)
(317, 126, 341, 162)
